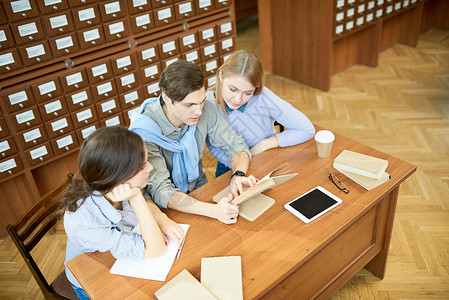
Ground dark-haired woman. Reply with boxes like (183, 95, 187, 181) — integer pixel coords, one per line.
(60, 126, 183, 299)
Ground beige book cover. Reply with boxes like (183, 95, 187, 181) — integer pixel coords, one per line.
(231, 163, 298, 205)
(337, 168, 391, 191)
(333, 150, 388, 179)
(154, 269, 217, 300)
(201, 256, 243, 300)
(212, 163, 296, 221)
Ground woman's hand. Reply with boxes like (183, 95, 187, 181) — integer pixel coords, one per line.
(157, 214, 185, 248)
(105, 183, 142, 203)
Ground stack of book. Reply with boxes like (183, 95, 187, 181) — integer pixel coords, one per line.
(333, 150, 391, 191)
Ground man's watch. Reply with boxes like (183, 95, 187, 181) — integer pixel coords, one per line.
(230, 170, 246, 180)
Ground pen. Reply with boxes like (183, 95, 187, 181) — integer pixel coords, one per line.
(175, 234, 187, 261)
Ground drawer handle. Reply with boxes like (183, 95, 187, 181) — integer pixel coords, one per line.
(60, 129, 64, 133)
(26, 122, 31, 126)
(104, 93, 109, 97)
(148, 58, 153, 62)
(139, 6, 143, 10)
(19, 103, 24, 108)
(188, 45, 192, 49)
(29, 36, 34, 40)
(6, 66, 10, 71)
(205, 7, 209, 11)
(8, 170, 12, 174)
(164, 20, 168, 23)
(33, 140, 37, 144)
(150, 75, 154, 79)
(131, 101, 135, 105)
(184, 13, 189, 17)
(48, 93, 52, 98)
(2, 153, 5, 157)
(92, 41, 96, 45)
(53, 5, 58, 9)
(116, 34, 121, 38)
(65, 146, 70, 151)
(22, 13, 27, 17)
(124, 67, 128, 71)
(84, 120, 89, 124)
(112, 14, 117, 18)
(74, 84, 79, 88)
(59, 28, 64, 32)
(127, 84, 132, 88)
(87, 20, 92, 25)
(143, 25, 147, 30)
(39, 157, 44, 161)
(36, 57, 41, 62)
(100, 75, 104, 80)
(54, 112, 59, 117)
(80, 103, 84, 107)
(65, 49, 70, 53)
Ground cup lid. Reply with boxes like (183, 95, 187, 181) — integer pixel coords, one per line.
(314, 130, 335, 143)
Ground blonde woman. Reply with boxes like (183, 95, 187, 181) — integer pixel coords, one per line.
(206, 50, 315, 177)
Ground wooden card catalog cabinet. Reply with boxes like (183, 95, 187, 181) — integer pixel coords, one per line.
(75, 123, 99, 143)
(153, 6, 175, 27)
(87, 61, 113, 83)
(131, 12, 155, 34)
(137, 43, 160, 65)
(42, 12, 75, 37)
(195, 0, 214, 14)
(119, 89, 143, 109)
(11, 19, 46, 45)
(32, 78, 64, 103)
(99, 0, 127, 22)
(16, 125, 48, 150)
(0, 155, 24, 180)
(49, 33, 80, 56)
(151, 0, 173, 9)
(61, 70, 89, 93)
(45, 115, 74, 139)
(0, 0, 238, 235)
(183, 49, 201, 65)
(111, 53, 138, 75)
(175, 1, 194, 20)
(72, 5, 101, 29)
(0, 137, 18, 158)
(67, 88, 94, 111)
(2, 87, 35, 113)
(36, 0, 69, 14)
(127, 0, 153, 15)
(139, 62, 161, 83)
(51, 132, 79, 155)
(38, 98, 69, 121)
(12, 107, 42, 131)
(116, 71, 140, 93)
(24, 142, 53, 166)
(0, 26, 15, 50)
(0, 49, 23, 73)
(3, 0, 40, 22)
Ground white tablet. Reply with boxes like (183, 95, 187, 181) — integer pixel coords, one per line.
(284, 186, 343, 223)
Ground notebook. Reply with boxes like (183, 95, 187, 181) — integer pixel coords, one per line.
(201, 256, 243, 300)
(333, 150, 388, 179)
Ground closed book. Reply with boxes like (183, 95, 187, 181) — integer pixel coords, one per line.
(337, 168, 391, 191)
(333, 150, 388, 179)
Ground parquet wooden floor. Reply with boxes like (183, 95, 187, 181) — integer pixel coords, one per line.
(1, 16, 448, 300)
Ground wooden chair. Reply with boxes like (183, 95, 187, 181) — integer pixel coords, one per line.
(6, 173, 78, 300)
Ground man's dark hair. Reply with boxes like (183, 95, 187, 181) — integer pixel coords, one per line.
(159, 60, 205, 102)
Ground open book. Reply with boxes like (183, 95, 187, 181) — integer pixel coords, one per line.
(212, 164, 298, 221)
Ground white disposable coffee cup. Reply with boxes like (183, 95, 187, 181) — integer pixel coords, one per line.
(314, 130, 335, 158)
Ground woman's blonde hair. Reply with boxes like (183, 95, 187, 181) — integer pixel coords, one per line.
(211, 50, 264, 115)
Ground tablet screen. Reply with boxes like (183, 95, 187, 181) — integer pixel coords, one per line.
(289, 189, 337, 219)
(284, 186, 342, 223)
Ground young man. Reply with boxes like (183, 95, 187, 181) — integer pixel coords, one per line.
(129, 61, 256, 224)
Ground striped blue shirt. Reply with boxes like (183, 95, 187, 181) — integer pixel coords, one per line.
(63, 193, 145, 288)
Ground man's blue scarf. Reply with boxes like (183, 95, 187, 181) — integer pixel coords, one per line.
(129, 98, 199, 193)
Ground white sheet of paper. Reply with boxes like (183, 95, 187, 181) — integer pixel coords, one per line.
(110, 224, 189, 281)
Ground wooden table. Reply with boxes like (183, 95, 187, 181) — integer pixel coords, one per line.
(67, 128, 416, 299)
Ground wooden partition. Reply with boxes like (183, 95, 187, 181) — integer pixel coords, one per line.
(258, 0, 448, 91)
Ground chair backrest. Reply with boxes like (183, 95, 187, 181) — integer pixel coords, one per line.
(6, 173, 74, 300)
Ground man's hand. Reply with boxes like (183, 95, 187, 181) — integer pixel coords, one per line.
(230, 174, 258, 197)
(213, 193, 239, 224)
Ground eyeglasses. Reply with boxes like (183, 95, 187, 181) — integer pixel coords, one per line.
(329, 173, 349, 194)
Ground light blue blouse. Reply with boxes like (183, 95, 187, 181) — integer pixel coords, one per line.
(206, 87, 315, 168)
(63, 193, 145, 288)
